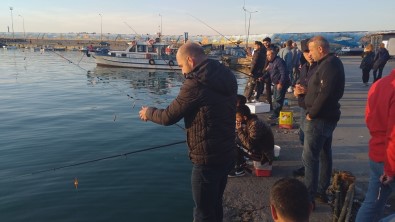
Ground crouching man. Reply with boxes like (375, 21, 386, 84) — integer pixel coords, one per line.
(228, 104, 274, 177)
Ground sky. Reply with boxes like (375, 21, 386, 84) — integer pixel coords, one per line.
(1, 0, 394, 36)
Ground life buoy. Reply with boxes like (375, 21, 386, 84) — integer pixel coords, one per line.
(169, 60, 175, 66)
(149, 59, 155, 65)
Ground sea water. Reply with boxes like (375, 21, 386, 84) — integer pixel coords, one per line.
(0, 49, 247, 222)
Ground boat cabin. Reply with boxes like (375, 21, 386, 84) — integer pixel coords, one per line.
(109, 40, 177, 60)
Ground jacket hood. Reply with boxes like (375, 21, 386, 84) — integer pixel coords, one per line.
(189, 59, 237, 96)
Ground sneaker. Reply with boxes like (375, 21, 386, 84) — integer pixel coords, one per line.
(228, 168, 245, 177)
(293, 166, 305, 177)
(268, 115, 279, 120)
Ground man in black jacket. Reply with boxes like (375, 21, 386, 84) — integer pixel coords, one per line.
(244, 41, 267, 102)
(302, 36, 345, 207)
(139, 42, 238, 222)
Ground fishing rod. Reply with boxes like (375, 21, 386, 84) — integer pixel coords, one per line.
(230, 67, 252, 77)
(187, 13, 243, 47)
(6, 140, 186, 180)
(122, 21, 139, 36)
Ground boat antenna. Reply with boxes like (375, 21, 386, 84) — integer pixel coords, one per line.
(187, 13, 241, 46)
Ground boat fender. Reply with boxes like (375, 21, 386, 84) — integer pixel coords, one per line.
(149, 59, 155, 65)
(169, 60, 174, 66)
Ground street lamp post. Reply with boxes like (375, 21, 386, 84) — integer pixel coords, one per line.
(99, 13, 103, 41)
(9, 7, 15, 41)
(243, 0, 247, 44)
(243, 7, 258, 52)
(159, 14, 163, 36)
(18, 14, 25, 41)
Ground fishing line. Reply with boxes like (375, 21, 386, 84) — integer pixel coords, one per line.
(49, 50, 91, 73)
(93, 75, 135, 100)
(48, 48, 185, 130)
(5, 140, 186, 180)
(77, 52, 86, 65)
(47, 52, 135, 102)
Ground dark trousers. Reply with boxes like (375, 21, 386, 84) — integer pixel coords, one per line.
(362, 68, 371, 83)
(263, 79, 272, 108)
(373, 63, 386, 82)
(244, 77, 256, 102)
(191, 160, 234, 222)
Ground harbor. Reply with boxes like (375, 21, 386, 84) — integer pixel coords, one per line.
(1, 1, 395, 221)
(0, 47, 394, 222)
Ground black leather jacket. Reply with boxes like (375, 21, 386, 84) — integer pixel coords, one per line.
(305, 54, 345, 121)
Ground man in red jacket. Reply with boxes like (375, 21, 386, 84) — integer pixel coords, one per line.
(356, 69, 395, 222)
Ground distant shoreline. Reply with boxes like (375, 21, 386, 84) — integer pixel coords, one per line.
(0, 38, 129, 50)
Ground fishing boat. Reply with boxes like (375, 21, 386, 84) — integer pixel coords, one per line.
(92, 39, 180, 70)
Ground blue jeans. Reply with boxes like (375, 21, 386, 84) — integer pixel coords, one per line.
(356, 160, 394, 222)
(191, 161, 234, 222)
(302, 118, 337, 201)
(272, 84, 288, 117)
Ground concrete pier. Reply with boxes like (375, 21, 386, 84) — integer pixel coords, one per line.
(223, 57, 395, 222)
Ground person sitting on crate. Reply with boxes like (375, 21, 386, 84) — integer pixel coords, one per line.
(228, 104, 275, 177)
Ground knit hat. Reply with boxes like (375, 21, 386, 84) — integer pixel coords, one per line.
(300, 38, 310, 52)
(262, 37, 271, 43)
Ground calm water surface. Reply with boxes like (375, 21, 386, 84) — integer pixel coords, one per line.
(0, 49, 247, 222)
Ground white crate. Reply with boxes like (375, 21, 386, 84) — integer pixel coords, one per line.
(246, 102, 270, 113)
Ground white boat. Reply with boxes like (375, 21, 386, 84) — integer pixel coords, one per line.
(93, 39, 180, 70)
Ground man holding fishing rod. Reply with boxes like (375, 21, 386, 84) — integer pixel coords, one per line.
(139, 42, 238, 222)
(244, 41, 267, 103)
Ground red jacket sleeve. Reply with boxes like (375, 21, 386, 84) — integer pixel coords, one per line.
(384, 94, 395, 176)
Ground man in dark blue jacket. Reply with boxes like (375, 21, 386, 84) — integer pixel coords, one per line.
(303, 36, 345, 208)
(266, 48, 290, 120)
(139, 42, 238, 222)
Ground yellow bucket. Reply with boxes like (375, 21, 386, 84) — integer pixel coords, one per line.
(279, 111, 293, 129)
